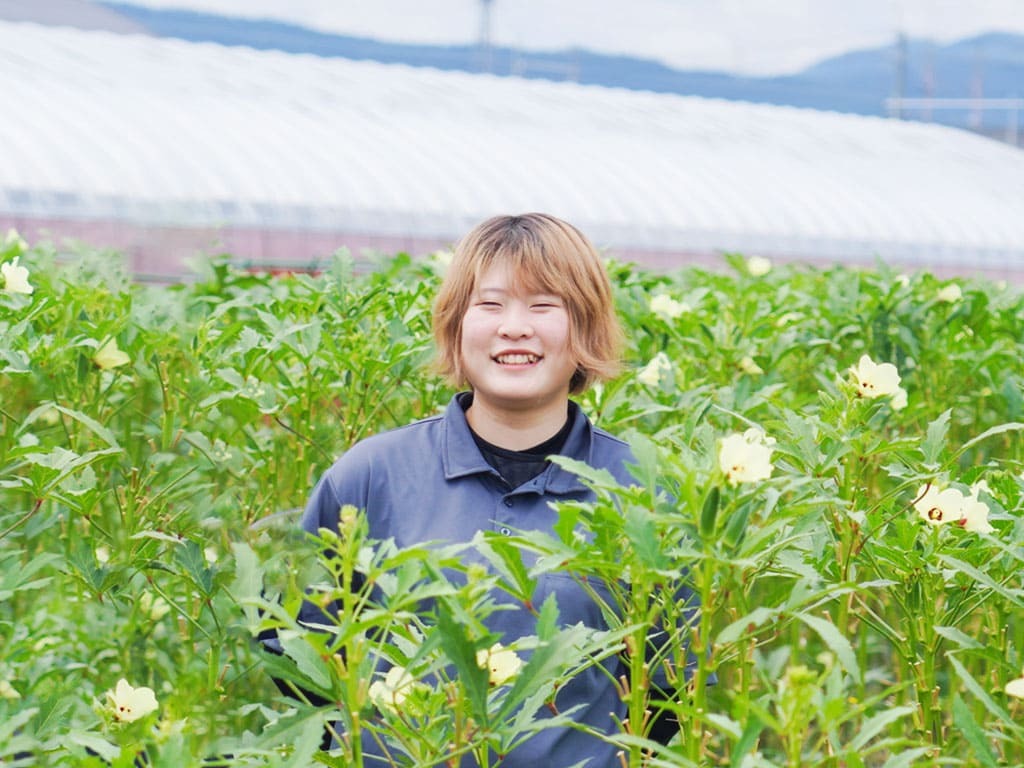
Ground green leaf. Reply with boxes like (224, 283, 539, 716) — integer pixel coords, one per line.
(230, 542, 265, 629)
(51, 404, 121, 450)
(848, 704, 915, 750)
(951, 693, 999, 768)
(625, 432, 660, 496)
(729, 716, 766, 768)
(952, 421, 1024, 462)
(880, 748, 935, 768)
(174, 539, 216, 597)
(700, 485, 720, 538)
(67, 732, 120, 761)
(435, 601, 490, 720)
(716, 606, 778, 645)
(933, 625, 983, 650)
(31, 693, 76, 738)
(277, 632, 335, 695)
(796, 613, 859, 676)
(938, 555, 1024, 609)
(947, 654, 1016, 729)
(473, 532, 536, 605)
(919, 409, 950, 466)
(624, 503, 667, 571)
(549, 455, 620, 491)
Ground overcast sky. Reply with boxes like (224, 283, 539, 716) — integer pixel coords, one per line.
(121, 0, 1024, 74)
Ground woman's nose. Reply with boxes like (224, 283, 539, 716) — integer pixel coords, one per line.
(498, 305, 534, 338)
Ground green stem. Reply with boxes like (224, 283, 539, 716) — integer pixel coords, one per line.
(686, 555, 714, 765)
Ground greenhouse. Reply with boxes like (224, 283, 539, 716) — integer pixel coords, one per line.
(2, 19, 1024, 279)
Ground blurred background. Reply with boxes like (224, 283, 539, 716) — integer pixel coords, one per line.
(2, 0, 1023, 280)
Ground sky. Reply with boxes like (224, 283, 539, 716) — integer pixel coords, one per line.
(120, 0, 1024, 75)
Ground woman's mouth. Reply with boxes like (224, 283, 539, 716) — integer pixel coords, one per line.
(494, 353, 540, 365)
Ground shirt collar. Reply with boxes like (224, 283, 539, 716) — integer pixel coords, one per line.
(440, 393, 592, 494)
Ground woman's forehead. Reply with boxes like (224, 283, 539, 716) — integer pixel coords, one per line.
(474, 262, 560, 295)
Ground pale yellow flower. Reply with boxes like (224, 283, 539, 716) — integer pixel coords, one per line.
(1, 256, 33, 295)
(4, 228, 28, 250)
(738, 356, 764, 375)
(894, 274, 911, 288)
(39, 407, 61, 426)
(746, 256, 772, 276)
(95, 546, 110, 564)
(368, 666, 416, 712)
(890, 387, 908, 410)
(851, 354, 901, 399)
(0, 680, 20, 700)
(107, 679, 158, 722)
(913, 485, 964, 526)
(476, 642, 523, 686)
(961, 486, 994, 534)
(1006, 671, 1024, 699)
(139, 592, 171, 621)
(93, 339, 131, 370)
(936, 284, 962, 303)
(637, 352, 671, 387)
(718, 428, 775, 486)
(649, 293, 689, 320)
(970, 479, 993, 498)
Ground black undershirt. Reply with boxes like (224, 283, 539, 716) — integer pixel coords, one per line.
(457, 392, 575, 489)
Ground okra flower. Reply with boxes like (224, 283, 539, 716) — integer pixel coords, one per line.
(637, 352, 671, 387)
(738, 356, 764, 375)
(139, 591, 171, 621)
(0, 680, 20, 700)
(1007, 670, 1024, 699)
(913, 485, 964, 526)
(718, 428, 775, 486)
(936, 283, 962, 303)
(476, 642, 523, 686)
(851, 355, 901, 399)
(368, 665, 417, 712)
(746, 256, 772, 276)
(649, 293, 689, 320)
(1, 256, 33, 294)
(107, 678, 158, 722)
(890, 387, 908, 410)
(93, 339, 131, 370)
(961, 484, 994, 534)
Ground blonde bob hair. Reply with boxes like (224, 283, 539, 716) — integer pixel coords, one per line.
(433, 213, 624, 394)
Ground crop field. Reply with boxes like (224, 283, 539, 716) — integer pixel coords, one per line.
(1, 232, 1022, 766)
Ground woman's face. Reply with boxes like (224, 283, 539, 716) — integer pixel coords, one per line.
(459, 264, 576, 417)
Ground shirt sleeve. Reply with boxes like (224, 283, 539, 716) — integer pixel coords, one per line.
(295, 448, 375, 630)
(300, 442, 379, 537)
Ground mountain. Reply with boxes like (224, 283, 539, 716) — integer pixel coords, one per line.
(94, 2, 1024, 131)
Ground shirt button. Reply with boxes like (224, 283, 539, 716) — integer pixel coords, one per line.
(500, 527, 512, 536)
(503, 499, 513, 507)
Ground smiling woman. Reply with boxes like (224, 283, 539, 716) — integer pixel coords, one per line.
(432, 213, 624, 447)
(293, 212, 699, 765)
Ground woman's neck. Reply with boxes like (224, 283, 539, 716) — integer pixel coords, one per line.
(464, 395, 570, 450)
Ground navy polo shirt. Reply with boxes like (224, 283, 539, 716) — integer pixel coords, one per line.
(300, 394, 677, 766)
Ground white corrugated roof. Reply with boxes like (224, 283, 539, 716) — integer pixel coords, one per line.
(2, 20, 1023, 269)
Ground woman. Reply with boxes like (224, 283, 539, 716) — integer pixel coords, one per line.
(297, 213, 687, 765)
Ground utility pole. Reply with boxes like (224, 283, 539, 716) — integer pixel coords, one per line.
(891, 31, 908, 119)
(969, 39, 985, 130)
(478, 0, 495, 73)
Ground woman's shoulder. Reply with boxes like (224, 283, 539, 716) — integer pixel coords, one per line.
(340, 411, 447, 463)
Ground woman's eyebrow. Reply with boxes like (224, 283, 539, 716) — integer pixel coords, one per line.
(475, 285, 509, 296)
